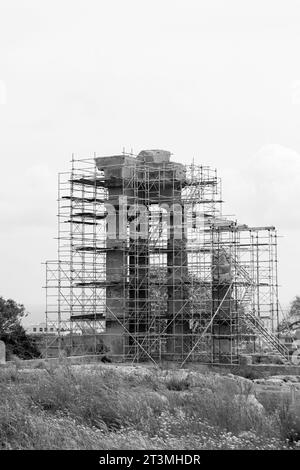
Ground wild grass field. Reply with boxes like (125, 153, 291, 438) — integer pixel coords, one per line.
(0, 362, 299, 450)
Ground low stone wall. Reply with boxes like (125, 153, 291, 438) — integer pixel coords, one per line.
(2, 355, 300, 377)
(214, 363, 300, 377)
(0, 354, 112, 369)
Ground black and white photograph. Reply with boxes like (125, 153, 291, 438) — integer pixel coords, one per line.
(1, 0, 300, 461)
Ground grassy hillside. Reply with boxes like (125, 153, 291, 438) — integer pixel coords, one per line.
(0, 362, 299, 450)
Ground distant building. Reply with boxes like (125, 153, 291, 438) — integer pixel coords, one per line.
(278, 332, 297, 352)
(25, 322, 58, 335)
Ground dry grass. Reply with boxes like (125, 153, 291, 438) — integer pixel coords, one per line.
(0, 363, 298, 450)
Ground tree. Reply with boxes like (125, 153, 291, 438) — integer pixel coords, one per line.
(0, 297, 40, 359)
(277, 296, 300, 333)
(289, 296, 300, 318)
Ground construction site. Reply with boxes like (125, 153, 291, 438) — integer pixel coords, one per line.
(44, 149, 290, 366)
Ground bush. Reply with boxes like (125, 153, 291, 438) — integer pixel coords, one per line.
(259, 393, 300, 443)
(166, 376, 190, 391)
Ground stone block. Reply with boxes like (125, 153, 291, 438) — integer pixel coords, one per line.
(137, 149, 171, 164)
(95, 155, 137, 180)
(239, 355, 253, 366)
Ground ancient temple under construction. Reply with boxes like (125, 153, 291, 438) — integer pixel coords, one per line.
(45, 149, 290, 365)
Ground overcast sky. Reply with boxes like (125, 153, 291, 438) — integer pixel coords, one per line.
(0, 0, 300, 323)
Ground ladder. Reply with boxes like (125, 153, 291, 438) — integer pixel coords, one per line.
(222, 249, 290, 364)
(243, 308, 290, 364)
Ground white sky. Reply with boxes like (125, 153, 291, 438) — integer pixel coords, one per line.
(0, 0, 300, 323)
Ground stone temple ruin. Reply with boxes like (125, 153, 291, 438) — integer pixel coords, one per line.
(45, 150, 290, 365)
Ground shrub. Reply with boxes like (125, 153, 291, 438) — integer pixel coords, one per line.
(166, 376, 190, 391)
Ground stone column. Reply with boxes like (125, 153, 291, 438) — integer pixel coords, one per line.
(95, 155, 136, 357)
(0, 340, 6, 364)
(212, 249, 233, 362)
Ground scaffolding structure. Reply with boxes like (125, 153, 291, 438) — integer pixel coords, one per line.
(45, 151, 289, 364)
